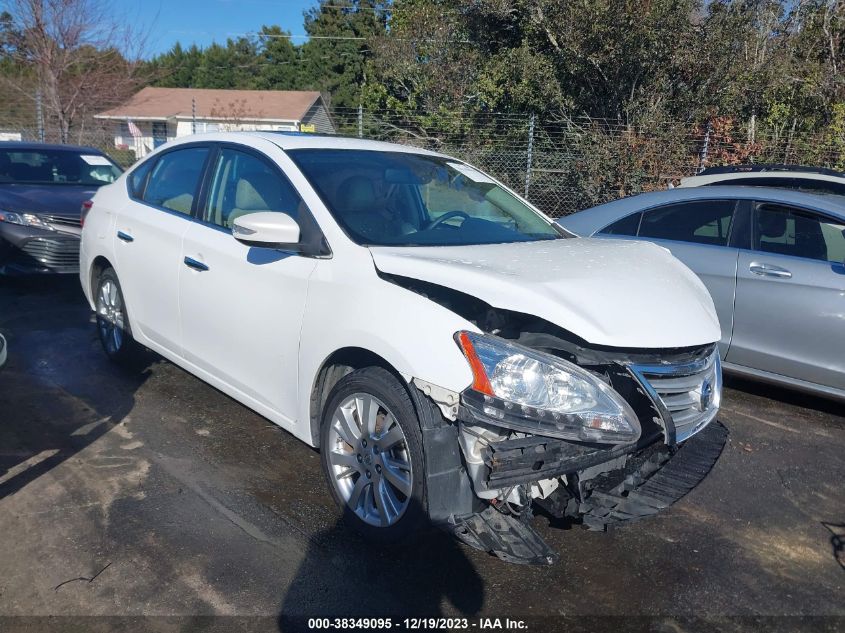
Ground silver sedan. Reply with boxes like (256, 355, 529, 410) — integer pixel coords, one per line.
(558, 186, 845, 400)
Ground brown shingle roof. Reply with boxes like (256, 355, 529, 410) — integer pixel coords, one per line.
(95, 87, 322, 121)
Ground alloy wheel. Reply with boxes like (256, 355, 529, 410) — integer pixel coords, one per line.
(96, 278, 125, 355)
(327, 393, 414, 527)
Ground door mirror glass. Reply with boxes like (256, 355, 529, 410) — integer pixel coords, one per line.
(232, 212, 301, 248)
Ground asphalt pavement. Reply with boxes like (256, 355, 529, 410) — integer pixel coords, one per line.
(0, 276, 842, 632)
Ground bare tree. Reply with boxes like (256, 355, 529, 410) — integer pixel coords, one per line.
(210, 97, 265, 131)
(2, 0, 148, 143)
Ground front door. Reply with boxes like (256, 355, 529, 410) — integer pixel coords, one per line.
(178, 145, 318, 424)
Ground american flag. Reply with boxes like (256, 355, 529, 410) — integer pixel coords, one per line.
(126, 119, 142, 139)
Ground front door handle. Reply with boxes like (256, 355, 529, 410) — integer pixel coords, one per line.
(117, 231, 134, 243)
(183, 256, 209, 272)
(749, 262, 792, 279)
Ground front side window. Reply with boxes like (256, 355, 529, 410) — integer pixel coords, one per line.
(754, 204, 845, 263)
(638, 200, 736, 246)
(0, 149, 122, 186)
(287, 149, 562, 246)
(142, 147, 209, 215)
(204, 148, 305, 229)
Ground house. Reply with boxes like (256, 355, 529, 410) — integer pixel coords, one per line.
(95, 87, 335, 158)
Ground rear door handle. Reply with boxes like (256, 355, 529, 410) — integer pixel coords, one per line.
(749, 262, 792, 279)
(183, 256, 209, 272)
(117, 231, 134, 243)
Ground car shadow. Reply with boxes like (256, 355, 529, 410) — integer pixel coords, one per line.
(0, 274, 154, 500)
(723, 375, 845, 418)
(277, 505, 485, 630)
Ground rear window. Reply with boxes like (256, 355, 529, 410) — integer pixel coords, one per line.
(0, 149, 122, 186)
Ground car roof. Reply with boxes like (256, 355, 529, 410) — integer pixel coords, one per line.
(162, 131, 448, 158)
(558, 186, 845, 236)
(0, 141, 110, 154)
(680, 170, 845, 186)
(698, 163, 845, 177)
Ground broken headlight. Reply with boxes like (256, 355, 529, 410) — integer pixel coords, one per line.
(456, 331, 640, 444)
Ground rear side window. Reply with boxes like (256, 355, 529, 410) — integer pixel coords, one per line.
(639, 200, 736, 246)
(142, 147, 210, 215)
(754, 204, 845, 263)
(599, 212, 641, 236)
(127, 159, 153, 199)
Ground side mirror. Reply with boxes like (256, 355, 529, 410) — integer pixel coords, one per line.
(232, 212, 300, 249)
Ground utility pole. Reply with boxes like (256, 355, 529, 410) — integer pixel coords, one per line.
(524, 113, 536, 198)
(697, 119, 712, 174)
(36, 89, 45, 143)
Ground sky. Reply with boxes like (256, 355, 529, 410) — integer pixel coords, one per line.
(117, 0, 317, 57)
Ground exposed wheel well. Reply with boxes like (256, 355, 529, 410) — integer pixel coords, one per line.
(90, 256, 114, 297)
(309, 347, 407, 448)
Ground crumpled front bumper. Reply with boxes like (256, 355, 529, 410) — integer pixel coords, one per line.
(452, 420, 728, 565)
(575, 419, 728, 529)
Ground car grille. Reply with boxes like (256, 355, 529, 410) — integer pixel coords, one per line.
(629, 351, 721, 443)
(20, 236, 80, 273)
(41, 214, 81, 229)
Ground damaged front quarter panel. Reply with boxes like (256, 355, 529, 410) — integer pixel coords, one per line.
(392, 272, 727, 566)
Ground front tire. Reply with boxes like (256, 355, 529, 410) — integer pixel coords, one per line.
(320, 367, 427, 542)
(94, 267, 138, 364)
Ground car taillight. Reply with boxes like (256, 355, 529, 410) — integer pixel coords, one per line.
(80, 200, 93, 227)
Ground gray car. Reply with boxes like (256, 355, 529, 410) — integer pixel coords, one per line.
(558, 186, 845, 400)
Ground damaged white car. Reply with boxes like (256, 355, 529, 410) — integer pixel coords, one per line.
(80, 133, 726, 564)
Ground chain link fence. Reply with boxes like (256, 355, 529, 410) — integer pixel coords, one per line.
(0, 119, 137, 168)
(329, 108, 845, 217)
(3, 102, 845, 217)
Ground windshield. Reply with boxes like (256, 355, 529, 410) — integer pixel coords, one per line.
(287, 149, 562, 246)
(0, 149, 122, 186)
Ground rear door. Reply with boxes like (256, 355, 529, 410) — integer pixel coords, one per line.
(114, 144, 211, 355)
(728, 202, 845, 390)
(604, 200, 741, 356)
(178, 143, 319, 425)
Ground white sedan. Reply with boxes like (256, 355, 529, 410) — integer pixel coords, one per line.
(80, 133, 725, 564)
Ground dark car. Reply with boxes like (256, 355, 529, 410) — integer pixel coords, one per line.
(0, 142, 123, 274)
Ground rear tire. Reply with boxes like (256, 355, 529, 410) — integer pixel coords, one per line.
(320, 366, 427, 543)
(94, 267, 138, 364)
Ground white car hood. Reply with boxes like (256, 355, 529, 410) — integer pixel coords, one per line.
(370, 238, 721, 349)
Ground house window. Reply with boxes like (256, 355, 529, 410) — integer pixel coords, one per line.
(152, 122, 167, 148)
